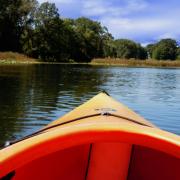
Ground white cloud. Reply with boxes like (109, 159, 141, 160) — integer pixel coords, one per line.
(125, 0, 148, 12)
(100, 15, 180, 42)
(82, 0, 148, 17)
(81, 0, 180, 43)
(38, 0, 73, 4)
(158, 33, 178, 40)
(102, 17, 171, 34)
(82, 1, 108, 16)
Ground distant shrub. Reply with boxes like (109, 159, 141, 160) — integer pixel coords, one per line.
(0, 52, 36, 62)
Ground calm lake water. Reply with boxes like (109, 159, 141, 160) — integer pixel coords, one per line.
(0, 64, 180, 145)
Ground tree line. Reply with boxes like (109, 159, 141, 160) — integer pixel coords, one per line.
(0, 0, 180, 62)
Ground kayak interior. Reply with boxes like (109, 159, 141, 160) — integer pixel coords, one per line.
(4, 142, 179, 180)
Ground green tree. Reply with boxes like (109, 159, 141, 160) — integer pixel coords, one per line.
(114, 39, 135, 59)
(114, 39, 137, 59)
(102, 38, 117, 58)
(20, 0, 38, 56)
(176, 47, 180, 60)
(24, 2, 70, 61)
(136, 44, 147, 60)
(0, 0, 37, 51)
(62, 18, 87, 62)
(152, 39, 177, 60)
(21, 6, 112, 62)
(146, 44, 156, 59)
(73, 17, 112, 61)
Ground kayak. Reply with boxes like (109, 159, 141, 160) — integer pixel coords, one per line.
(0, 92, 179, 180)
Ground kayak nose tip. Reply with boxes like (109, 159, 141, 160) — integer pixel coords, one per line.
(100, 90, 110, 96)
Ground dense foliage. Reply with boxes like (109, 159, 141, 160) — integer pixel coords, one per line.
(146, 39, 179, 60)
(151, 39, 177, 60)
(114, 39, 147, 59)
(177, 47, 180, 60)
(0, 0, 179, 62)
(0, 0, 37, 52)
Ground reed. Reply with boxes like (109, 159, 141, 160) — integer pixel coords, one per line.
(0, 52, 37, 64)
(91, 58, 180, 68)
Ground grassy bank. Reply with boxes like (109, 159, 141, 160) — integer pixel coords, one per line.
(1, 52, 180, 68)
(0, 52, 81, 65)
(91, 58, 180, 68)
(0, 52, 39, 64)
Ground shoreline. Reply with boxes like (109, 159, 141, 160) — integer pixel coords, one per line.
(1, 60, 180, 69)
(1, 52, 180, 68)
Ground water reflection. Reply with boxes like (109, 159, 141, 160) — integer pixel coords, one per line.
(0, 65, 179, 145)
(0, 64, 108, 145)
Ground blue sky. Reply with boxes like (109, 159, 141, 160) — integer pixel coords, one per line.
(38, 0, 180, 45)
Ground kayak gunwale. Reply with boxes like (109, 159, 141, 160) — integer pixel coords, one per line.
(0, 117, 179, 178)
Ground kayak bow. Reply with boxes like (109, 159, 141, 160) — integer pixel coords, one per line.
(0, 92, 179, 180)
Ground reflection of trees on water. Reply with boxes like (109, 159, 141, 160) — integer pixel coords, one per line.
(0, 64, 107, 145)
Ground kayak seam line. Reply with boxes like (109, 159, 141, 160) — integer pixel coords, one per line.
(3, 113, 101, 147)
(3, 113, 152, 148)
(127, 145, 135, 180)
(85, 144, 92, 180)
